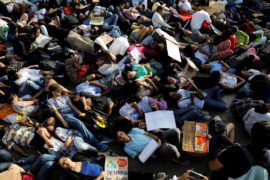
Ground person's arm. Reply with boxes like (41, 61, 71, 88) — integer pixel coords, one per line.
(95, 171, 105, 180)
(36, 127, 54, 148)
(68, 102, 82, 114)
(101, 81, 117, 96)
(63, 133, 73, 150)
(208, 158, 224, 171)
(89, 81, 108, 90)
(143, 64, 153, 79)
(12, 144, 30, 156)
(51, 107, 70, 128)
(129, 102, 143, 117)
(137, 80, 153, 92)
(75, 4, 90, 10)
(219, 60, 230, 72)
(220, 73, 246, 90)
(81, 96, 91, 111)
(144, 131, 162, 147)
(145, 78, 159, 92)
(21, 99, 39, 106)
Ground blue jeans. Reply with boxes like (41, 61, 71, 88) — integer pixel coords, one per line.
(63, 114, 107, 151)
(30, 154, 58, 180)
(204, 86, 227, 111)
(19, 79, 44, 97)
(0, 149, 13, 173)
(102, 14, 118, 31)
(174, 105, 204, 127)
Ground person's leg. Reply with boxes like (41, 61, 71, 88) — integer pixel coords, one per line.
(157, 143, 181, 160)
(216, 49, 233, 60)
(174, 106, 203, 126)
(226, 123, 235, 143)
(0, 149, 13, 171)
(0, 162, 13, 172)
(161, 128, 181, 146)
(136, 27, 149, 42)
(30, 154, 58, 180)
(204, 93, 227, 111)
(102, 14, 118, 31)
(63, 114, 107, 151)
(251, 36, 267, 48)
(73, 136, 97, 152)
(40, 25, 51, 39)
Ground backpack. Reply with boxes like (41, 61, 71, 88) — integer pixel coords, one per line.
(40, 59, 65, 73)
(228, 144, 268, 180)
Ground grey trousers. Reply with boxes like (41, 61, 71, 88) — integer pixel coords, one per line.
(157, 128, 181, 160)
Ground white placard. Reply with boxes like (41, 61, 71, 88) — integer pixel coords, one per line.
(139, 139, 159, 163)
(145, 110, 176, 131)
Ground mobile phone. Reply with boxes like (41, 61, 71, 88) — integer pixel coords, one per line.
(189, 170, 204, 180)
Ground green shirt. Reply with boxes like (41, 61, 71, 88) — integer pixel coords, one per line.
(235, 30, 249, 48)
(132, 65, 157, 79)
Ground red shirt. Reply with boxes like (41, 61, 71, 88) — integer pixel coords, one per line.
(228, 35, 236, 51)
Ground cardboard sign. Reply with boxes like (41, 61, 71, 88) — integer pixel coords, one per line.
(145, 110, 176, 131)
(105, 156, 128, 180)
(166, 39, 181, 62)
(182, 121, 209, 156)
(0, 0, 12, 4)
(90, 17, 104, 25)
(0, 168, 21, 180)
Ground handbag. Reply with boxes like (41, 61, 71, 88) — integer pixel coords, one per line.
(80, 108, 108, 130)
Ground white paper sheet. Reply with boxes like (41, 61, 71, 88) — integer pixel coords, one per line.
(166, 39, 181, 62)
(139, 139, 159, 163)
(129, 47, 141, 63)
(145, 110, 176, 131)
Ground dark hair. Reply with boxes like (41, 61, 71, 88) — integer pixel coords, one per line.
(4, 92, 16, 104)
(114, 117, 134, 134)
(157, 6, 163, 12)
(221, 28, 233, 41)
(251, 121, 270, 149)
(136, 16, 142, 21)
(255, 104, 268, 114)
(48, 84, 62, 92)
(231, 26, 238, 33)
(183, 45, 195, 58)
(210, 71, 221, 83)
(249, 33, 256, 42)
(7, 70, 19, 81)
(31, 26, 40, 34)
(35, 105, 53, 123)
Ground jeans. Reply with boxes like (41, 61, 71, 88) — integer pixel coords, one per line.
(0, 75, 8, 82)
(0, 149, 13, 173)
(30, 154, 58, 180)
(19, 79, 44, 97)
(73, 136, 97, 152)
(204, 86, 227, 111)
(63, 114, 107, 151)
(174, 105, 204, 127)
(101, 14, 118, 31)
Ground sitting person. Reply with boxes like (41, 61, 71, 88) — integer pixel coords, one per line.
(115, 119, 189, 165)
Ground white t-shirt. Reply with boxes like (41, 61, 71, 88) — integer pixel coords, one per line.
(247, 69, 261, 81)
(176, 89, 204, 109)
(79, 24, 91, 37)
(76, 80, 102, 97)
(178, 0, 192, 11)
(15, 69, 42, 86)
(190, 10, 211, 30)
(219, 73, 237, 87)
(243, 108, 270, 134)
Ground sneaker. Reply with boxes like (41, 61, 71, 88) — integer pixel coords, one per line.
(153, 172, 168, 180)
(172, 156, 190, 166)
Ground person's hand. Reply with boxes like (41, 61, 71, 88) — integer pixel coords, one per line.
(84, 105, 91, 111)
(239, 43, 244, 46)
(33, 45, 38, 50)
(170, 27, 175, 30)
(111, 81, 117, 87)
(243, 44, 249, 49)
(150, 103, 159, 110)
(62, 144, 70, 151)
(36, 127, 47, 136)
(63, 122, 70, 128)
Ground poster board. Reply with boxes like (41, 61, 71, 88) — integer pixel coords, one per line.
(105, 156, 128, 180)
(182, 121, 209, 155)
(139, 139, 159, 163)
(145, 110, 176, 131)
(100, 34, 114, 45)
(0, 168, 22, 180)
(197, 1, 225, 15)
(166, 39, 181, 62)
(90, 17, 104, 25)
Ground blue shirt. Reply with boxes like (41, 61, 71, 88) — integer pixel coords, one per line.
(80, 161, 103, 176)
(209, 61, 223, 74)
(124, 128, 152, 158)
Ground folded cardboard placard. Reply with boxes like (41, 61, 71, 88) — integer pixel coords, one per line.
(90, 17, 104, 25)
(139, 139, 159, 163)
(0, 168, 21, 180)
(105, 156, 128, 180)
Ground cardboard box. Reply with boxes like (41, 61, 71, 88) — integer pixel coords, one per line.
(0, 168, 22, 180)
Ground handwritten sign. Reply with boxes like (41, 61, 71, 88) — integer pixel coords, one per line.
(105, 156, 128, 180)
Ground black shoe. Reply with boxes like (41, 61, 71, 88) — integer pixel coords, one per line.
(172, 156, 190, 166)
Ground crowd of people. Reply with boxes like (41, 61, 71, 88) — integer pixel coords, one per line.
(0, 0, 270, 179)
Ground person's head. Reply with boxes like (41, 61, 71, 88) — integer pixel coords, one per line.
(251, 121, 270, 150)
(221, 28, 233, 41)
(255, 104, 269, 114)
(211, 71, 222, 82)
(58, 157, 73, 170)
(200, 64, 212, 72)
(125, 1, 131, 8)
(4, 92, 18, 104)
(210, 14, 217, 21)
(157, 6, 164, 15)
(167, 75, 178, 85)
(119, 2, 125, 9)
(231, 26, 238, 34)
(136, 16, 143, 24)
(116, 130, 130, 142)
(7, 70, 19, 81)
(122, 70, 136, 80)
(32, 26, 41, 38)
(186, 43, 199, 52)
(49, 84, 62, 97)
(168, 91, 182, 101)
